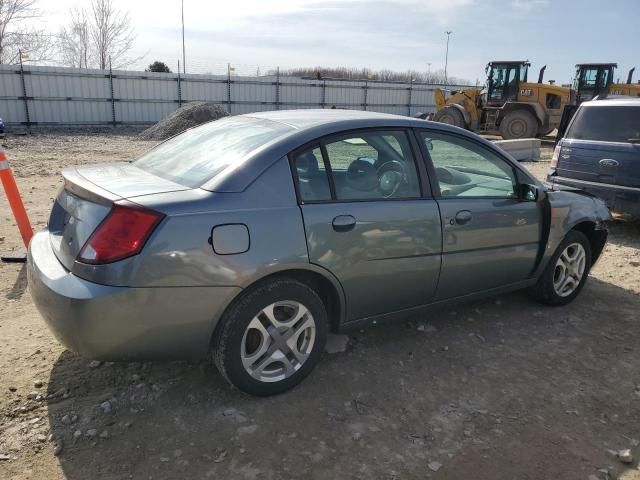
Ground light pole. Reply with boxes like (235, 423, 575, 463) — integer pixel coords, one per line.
(444, 31, 452, 84)
(181, 0, 186, 74)
(427, 62, 432, 80)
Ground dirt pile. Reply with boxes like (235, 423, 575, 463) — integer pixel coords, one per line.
(138, 102, 228, 140)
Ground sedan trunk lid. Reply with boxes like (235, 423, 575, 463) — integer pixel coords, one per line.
(49, 163, 187, 271)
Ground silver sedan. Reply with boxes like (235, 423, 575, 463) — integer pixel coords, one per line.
(28, 110, 611, 395)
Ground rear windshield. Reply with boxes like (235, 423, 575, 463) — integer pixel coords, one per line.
(566, 105, 640, 143)
(135, 116, 293, 188)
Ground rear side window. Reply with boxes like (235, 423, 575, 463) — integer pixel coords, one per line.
(566, 106, 640, 143)
(293, 147, 332, 202)
(135, 116, 293, 188)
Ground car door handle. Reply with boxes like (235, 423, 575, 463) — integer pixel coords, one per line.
(454, 210, 472, 225)
(332, 215, 356, 232)
(599, 158, 619, 168)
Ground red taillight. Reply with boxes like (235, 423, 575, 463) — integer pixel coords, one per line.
(550, 145, 561, 169)
(77, 204, 164, 264)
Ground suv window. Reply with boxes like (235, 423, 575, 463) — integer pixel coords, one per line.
(566, 105, 640, 143)
(420, 132, 517, 198)
(323, 131, 421, 200)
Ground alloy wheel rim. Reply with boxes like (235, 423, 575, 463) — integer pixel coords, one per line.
(241, 301, 316, 383)
(553, 242, 587, 297)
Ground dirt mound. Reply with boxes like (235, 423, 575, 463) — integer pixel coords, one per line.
(139, 102, 228, 140)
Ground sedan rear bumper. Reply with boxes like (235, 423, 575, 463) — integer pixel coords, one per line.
(27, 230, 241, 361)
(549, 175, 640, 215)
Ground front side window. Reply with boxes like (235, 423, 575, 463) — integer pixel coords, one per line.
(490, 66, 506, 101)
(420, 132, 517, 198)
(323, 131, 421, 200)
(566, 106, 640, 143)
(581, 68, 598, 88)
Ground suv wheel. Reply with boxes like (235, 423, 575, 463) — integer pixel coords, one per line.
(212, 278, 328, 396)
(530, 230, 592, 306)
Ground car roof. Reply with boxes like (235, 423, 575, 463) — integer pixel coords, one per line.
(202, 109, 521, 192)
(244, 109, 423, 129)
(575, 62, 617, 67)
(580, 98, 640, 107)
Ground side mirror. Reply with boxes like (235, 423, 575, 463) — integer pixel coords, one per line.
(518, 183, 539, 202)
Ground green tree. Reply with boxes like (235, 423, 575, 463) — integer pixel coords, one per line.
(146, 61, 171, 73)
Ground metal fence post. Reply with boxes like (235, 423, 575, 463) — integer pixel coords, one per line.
(177, 60, 182, 108)
(275, 66, 280, 110)
(227, 63, 232, 113)
(407, 78, 413, 116)
(321, 79, 326, 108)
(108, 58, 116, 126)
(18, 50, 31, 128)
(363, 80, 368, 111)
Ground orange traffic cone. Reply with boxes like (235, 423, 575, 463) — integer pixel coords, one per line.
(0, 148, 33, 257)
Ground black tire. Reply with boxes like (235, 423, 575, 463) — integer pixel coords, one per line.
(433, 106, 466, 128)
(537, 126, 556, 138)
(529, 230, 592, 306)
(212, 278, 328, 396)
(499, 110, 538, 139)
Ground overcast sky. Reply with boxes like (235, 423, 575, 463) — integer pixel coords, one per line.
(41, 0, 640, 84)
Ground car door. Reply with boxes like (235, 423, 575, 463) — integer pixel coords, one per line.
(416, 130, 543, 301)
(290, 129, 442, 322)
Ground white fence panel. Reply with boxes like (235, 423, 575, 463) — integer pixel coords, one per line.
(0, 64, 471, 126)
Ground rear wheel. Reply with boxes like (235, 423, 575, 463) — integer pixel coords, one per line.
(433, 106, 466, 128)
(529, 230, 592, 306)
(499, 110, 538, 139)
(212, 278, 328, 396)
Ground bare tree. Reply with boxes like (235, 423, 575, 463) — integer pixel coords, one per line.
(270, 66, 471, 86)
(89, 0, 135, 69)
(57, 7, 90, 68)
(0, 0, 51, 64)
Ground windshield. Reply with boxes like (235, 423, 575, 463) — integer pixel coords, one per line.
(135, 116, 293, 188)
(566, 105, 640, 143)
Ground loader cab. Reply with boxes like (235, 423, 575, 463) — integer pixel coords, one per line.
(486, 61, 529, 107)
(574, 63, 616, 104)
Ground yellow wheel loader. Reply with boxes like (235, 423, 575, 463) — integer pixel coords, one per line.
(433, 61, 572, 139)
(555, 63, 640, 140)
(574, 63, 640, 103)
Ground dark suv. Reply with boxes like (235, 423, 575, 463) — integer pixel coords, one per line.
(548, 98, 640, 215)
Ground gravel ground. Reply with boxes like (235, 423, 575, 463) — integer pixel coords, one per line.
(1, 130, 640, 480)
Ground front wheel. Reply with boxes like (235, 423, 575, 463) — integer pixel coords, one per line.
(499, 110, 538, 139)
(433, 106, 465, 128)
(529, 230, 592, 306)
(212, 278, 328, 396)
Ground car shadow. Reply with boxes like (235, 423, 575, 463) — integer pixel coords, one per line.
(45, 276, 640, 480)
(606, 216, 640, 248)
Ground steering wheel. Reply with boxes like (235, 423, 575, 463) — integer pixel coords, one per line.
(376, 160, 408, 198)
